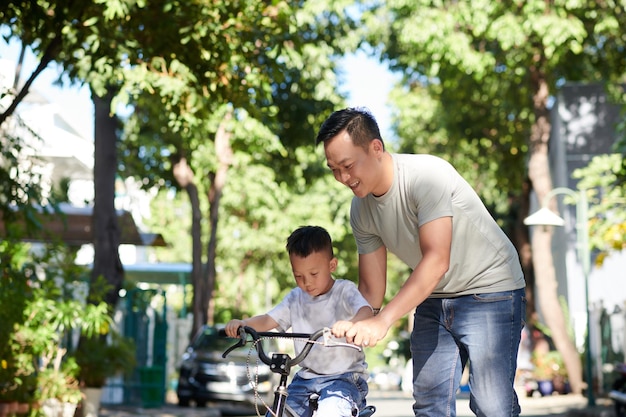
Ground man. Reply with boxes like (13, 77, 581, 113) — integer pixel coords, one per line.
(315, 107, 526, 417)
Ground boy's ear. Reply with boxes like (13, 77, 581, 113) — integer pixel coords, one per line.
(329, 257, 338, 272)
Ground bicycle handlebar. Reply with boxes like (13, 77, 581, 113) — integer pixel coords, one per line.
(219, 326, 329, 367)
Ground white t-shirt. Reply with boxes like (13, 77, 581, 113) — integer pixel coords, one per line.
(268, 279, 370, 379)
(351, 153, 525, 297)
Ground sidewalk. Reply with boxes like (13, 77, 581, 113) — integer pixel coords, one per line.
(516, 393, 614, 417)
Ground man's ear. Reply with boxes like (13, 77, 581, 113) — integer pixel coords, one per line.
(370, 138, 384, 156)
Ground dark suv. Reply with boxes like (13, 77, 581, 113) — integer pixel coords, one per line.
(176, 325, 278, 408)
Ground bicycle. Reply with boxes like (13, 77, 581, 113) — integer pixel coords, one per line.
(221, 325, 376, 417)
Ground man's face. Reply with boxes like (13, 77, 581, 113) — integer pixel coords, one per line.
(323, 130, 384, 198)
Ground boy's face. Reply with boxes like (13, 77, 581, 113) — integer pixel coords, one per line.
(290, 251, 337, 297)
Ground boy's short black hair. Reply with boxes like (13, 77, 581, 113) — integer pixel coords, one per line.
(286, 226, 334, 258)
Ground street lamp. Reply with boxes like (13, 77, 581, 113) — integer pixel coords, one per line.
(524, 187, 595, 407)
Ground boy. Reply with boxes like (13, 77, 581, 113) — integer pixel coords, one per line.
(225, 225, 373, 417)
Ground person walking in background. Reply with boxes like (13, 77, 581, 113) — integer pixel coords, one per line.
(225, 225, 373, 417)
(315, 107, 526, 417)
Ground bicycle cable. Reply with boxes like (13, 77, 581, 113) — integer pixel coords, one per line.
(246, 335, 325, 417)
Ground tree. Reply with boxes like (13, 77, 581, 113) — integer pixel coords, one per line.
(573, 154, 626, 265)
(2, 1, 361, 337)
(363, 0, 626, 395)
(113, 1, 362, 336)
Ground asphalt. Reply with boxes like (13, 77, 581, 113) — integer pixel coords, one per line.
(98, 390, 616, 417)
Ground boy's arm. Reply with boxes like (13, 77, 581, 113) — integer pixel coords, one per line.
(224, 314, 279, 337)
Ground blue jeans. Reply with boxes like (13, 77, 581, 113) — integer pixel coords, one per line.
(279, 372, 368, 417)
(411, 289, 526, 417)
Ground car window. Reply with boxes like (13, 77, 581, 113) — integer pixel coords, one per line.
(194, 334, 234, 352)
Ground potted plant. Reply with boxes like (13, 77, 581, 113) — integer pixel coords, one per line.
(74, 331, 136, 417)
(36, 349, 83, 417)
(75, 331, 136, 388)
(532, 350, 567, 396)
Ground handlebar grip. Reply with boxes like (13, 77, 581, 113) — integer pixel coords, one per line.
(217, 329, 228, 338)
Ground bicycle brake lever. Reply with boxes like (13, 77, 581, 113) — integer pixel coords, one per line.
(323, 327, 362, 351)
(222, 327, 247, 358)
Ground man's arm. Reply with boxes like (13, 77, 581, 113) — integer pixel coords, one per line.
(358, 245, 388, 309)
(347, 216, 452, 346)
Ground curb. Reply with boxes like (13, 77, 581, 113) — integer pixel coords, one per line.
(100, 405, 221, 417)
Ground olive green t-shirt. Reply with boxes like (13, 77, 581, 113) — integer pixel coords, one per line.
(350, 153, 525, 297)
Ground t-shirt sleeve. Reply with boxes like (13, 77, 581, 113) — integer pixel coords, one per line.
(410, 162, 454, 227)
(350, 198, 384, 255)
(341, 280, 372, 315)
(267, 290, 295, 332)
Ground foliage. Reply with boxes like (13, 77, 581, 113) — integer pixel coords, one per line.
(532, 350, 568, 381)
(364, 0, 626, 215)
(3, 0, 366, 334)
(572, 154, 626, 265)
(34, 356, 82, 404)
(74, 331, 136, 388)
(1, 245, 113, 404)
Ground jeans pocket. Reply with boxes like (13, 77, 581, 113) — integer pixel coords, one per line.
(472, 291, 513, 302)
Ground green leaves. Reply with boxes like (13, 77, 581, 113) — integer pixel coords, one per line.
(573, 154, 626, 264)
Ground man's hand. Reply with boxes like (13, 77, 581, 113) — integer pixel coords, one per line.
(344, 317, 389, 347)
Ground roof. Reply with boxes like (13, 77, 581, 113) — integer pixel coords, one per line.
(0, 203, 166, 246)
(124, 263, 192, 285)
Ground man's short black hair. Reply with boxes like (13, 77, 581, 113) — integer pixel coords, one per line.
(315, 107, 384, 151)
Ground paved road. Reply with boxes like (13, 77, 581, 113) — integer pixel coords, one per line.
(102, 388, 613, 417)
(223, 389, 611, 417)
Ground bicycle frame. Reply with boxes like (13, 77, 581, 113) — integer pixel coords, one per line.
(221, 326, 375, 417)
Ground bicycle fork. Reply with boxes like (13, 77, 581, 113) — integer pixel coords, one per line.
(269, 353, 292, 417)
(267, 352, 376, 417)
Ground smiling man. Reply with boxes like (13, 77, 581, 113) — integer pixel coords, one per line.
(315, 107, 526, 417)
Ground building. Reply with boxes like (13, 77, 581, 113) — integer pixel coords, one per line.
(544, 83, 625, 387)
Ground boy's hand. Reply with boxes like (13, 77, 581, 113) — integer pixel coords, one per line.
(225, 319, 245, 337)
(345, 316, 389, 347)
(331, 320, 354, 338)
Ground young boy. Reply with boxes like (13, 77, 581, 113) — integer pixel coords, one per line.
(225, 225, 373, 417)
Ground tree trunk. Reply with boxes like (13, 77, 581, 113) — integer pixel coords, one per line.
(91, 88, 124, 307)
(527, 72, 584, 394)
(172, 157, 205, 338)
(205, 110, 233, 326)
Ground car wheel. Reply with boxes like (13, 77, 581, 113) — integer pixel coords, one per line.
(195, 399, 207, 408)
(177, 396, 190, 407)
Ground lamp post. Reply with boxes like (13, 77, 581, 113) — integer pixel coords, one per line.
(524, 187, 594, 407)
